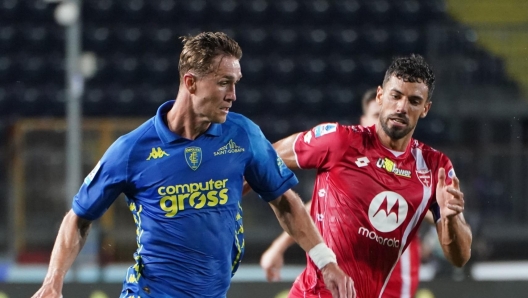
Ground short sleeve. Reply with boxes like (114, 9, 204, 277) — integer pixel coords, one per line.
(72, 136, 130, 220)
(244, 123, 298, 202)
(294, 123, 348, 170)
(429, 154, 455, 223)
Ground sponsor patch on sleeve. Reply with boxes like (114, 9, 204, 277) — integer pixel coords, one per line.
(84, 161, 101, 185)
(448, 168, 456, 179)
(277, 156, 288, 177)
(313, 123, 337, 138)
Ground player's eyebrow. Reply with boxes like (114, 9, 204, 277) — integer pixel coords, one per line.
(221, 74, 242, 82)
(390, 88, 424, 102)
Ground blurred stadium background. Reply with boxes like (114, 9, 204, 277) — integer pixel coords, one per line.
(1, 0, 528, 297)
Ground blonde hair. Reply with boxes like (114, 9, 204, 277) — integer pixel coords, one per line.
(179, 32, 242, 80)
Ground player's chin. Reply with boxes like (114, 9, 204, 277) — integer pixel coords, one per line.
(211, 114, 228, 123)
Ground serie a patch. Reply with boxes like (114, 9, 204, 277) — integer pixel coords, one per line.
(313, 123, 337, 138)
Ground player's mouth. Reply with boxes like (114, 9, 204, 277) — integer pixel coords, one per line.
(220, 107, 230, 114)
(388, 117, 408, 127)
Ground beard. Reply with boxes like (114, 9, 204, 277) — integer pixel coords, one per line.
(379, 113, 414, 140)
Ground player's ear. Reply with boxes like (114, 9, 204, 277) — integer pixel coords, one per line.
(183, 73, 197, 94)
(421, 101, 432, 118)
(376, 86, 383, 105)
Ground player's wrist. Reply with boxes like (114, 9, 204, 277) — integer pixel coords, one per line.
(308, 242, 337, 270)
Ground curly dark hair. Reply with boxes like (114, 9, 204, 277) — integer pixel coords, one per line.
(383, 54, 435, 101)
(179, 32, 242, 80)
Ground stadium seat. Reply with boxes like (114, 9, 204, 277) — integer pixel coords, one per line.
(329, 27, 362, 54)
(359, 56, 388, 86)
(392, 0, 423, 25)
(302, 0, 333, 25)
(237, 27, 269, 55)
(84, 0, 117, 21)
(180, 0, 208, 23)
(362, 27, 390, 55)
(241, 56, 266, 84)
(83, 25, 115, 53)
(21, 25, 51, 53)
(298, 27, 330, 54)
(327, 54, 359, 84)
(390, 27, 425, 55)
(264, 85, 295, 116)
(115, 26, 144, 54)
(23, 0, 52, 22)
(233, 85, 263, 115)
(146, 0, 178, 23)
(363, 0, 391, 25)
(0, 26, 17, 53)
(271, 0, 302, 25)
(267, 27, 299, 55)
(297, 55, 327, 84)
(239, 0, 269, 24)
(0, 0, 21, 21)
(0, 56, 12, 83)
(333, 0, 363, 25)
(266, 55, 297, 84)
(116, 0, 146, 22)
(210, 0, 239, 25)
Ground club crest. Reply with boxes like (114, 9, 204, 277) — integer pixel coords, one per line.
(185, 147, 202, 171)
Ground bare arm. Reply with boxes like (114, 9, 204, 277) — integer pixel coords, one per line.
(435, 168, 472, 267)
(436, 212, 472, 267)
(269, 190, 354, 297)
(268, 191, 319, 252)
(32, 209, 92, 298)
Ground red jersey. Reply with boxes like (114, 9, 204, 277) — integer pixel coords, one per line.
(289, 124, 454, 298)
(382, 234, 421, 298)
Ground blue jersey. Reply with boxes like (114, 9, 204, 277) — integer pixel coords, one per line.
(72, 100, 298, 298)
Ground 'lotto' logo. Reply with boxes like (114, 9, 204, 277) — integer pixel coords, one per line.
(368, 191, 408, 233)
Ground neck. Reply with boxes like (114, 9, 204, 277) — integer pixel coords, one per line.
(166, 92, 211, 140)
(375, 123, 413, 152)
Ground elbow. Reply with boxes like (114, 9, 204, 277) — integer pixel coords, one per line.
(449, 249, 472, 268)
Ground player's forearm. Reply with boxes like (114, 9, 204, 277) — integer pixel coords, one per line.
(439, 214, 472, 267)
(270, 191, 323, 253)
(270, 200, 315, 253)
(42, 210, 92, 288)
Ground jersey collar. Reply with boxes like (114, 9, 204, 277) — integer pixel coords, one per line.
(155, 100, 223, 143)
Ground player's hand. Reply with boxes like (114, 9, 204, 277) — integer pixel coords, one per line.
(260, 246, 285, 282)
(31, 285, 63, 298)
(436, 168, 464, 218)
(321, 262, 356, 298)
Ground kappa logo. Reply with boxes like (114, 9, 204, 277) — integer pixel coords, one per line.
(147, 147, 169, 160)
(185, 147, 202, 170)
(368, 191, 408, 233)
(214, 139, 245, 156)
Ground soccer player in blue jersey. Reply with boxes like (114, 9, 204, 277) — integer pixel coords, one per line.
(31, 32, 354, 298)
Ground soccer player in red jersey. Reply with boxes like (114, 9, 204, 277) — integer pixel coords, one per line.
(256, 54, 472, 298)
(259, 88, 428, 298)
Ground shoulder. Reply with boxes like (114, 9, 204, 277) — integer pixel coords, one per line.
(310, 123, 372, 142)
(411, 139, 451, 166)
(225, 112, 262, 136)
(110, 117, 156, 153)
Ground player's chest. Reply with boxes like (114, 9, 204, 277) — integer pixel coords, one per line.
(139, 138, 250, 178)
(337, 152, 434, 203)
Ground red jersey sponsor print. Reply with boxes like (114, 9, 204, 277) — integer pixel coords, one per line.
(289, 124, 453, 298)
